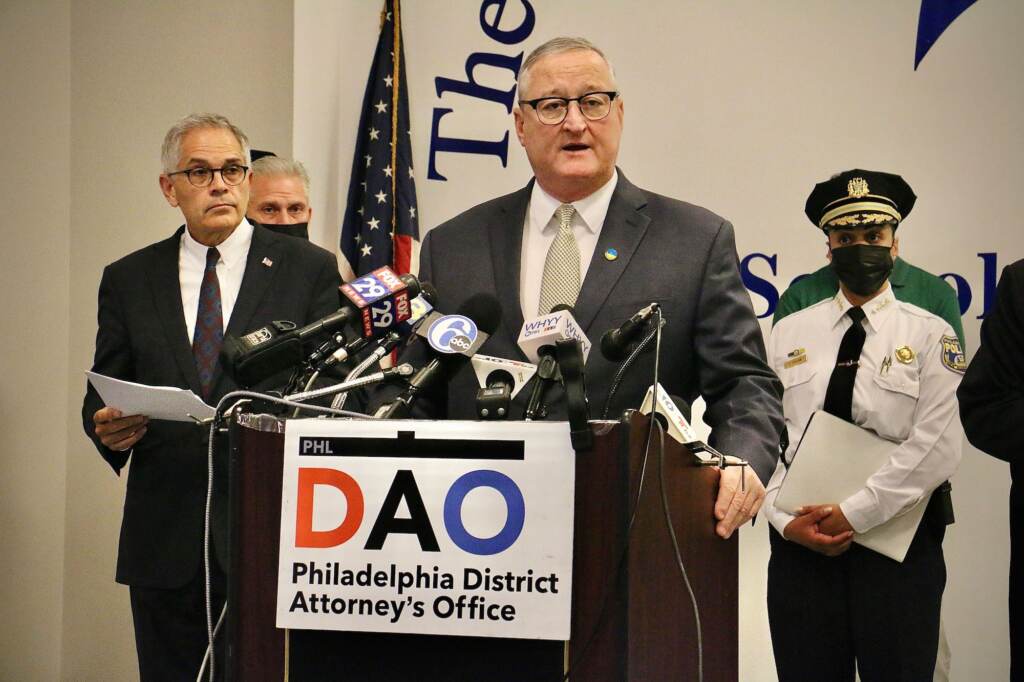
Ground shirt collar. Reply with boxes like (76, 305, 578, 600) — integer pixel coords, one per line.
(829, 282, 897, 334)
(528, 169, 619, 235)
(181, 219, 254, 271)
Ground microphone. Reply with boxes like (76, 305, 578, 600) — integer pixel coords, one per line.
(517, 306, 592, 364)
(518, 305, 591, 421)
(376, 293, 503, 419)
(221, 267, 420, 387)
(639, 384, 747, 468)
(600, 302, 659, 361)
(472, 355, 538, 420)
(319, 284, 438, 372)
(339, 267, 423, 340)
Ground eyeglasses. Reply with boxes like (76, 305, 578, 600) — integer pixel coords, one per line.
(166, 164, 249, 188)
(519, 91, 619, 125)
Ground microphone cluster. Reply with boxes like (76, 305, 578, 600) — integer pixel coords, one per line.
(222, 277, 674, 441)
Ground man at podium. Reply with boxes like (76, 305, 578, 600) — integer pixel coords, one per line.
(382, 36, 784, 540)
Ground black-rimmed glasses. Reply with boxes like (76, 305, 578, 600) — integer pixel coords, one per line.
(167, 164, 249, 188)
(519, 91, 619, 125)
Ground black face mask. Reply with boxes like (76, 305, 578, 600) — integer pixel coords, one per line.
(252, 221, 309, 240)
(829, 243, 894, 297)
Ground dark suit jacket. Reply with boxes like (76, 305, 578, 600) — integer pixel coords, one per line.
(958, 258, 1024, 667)
(82, 224, 341, 589)
(388, 171, 783, 483)
(959, 258, 1024, 465)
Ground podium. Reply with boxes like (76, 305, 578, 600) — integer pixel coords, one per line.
(226, 412, 737, 681)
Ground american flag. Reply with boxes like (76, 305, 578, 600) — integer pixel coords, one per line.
(340, 0, 419, 280)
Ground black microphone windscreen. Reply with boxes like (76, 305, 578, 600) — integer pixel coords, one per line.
(458, 292, 502, 336)
(669, 395, 693, 423)
(419, 282, 440, 307)
(398, 273, 423, 299)
(550, 303, 575, 314)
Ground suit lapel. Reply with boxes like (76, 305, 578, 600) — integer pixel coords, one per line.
(574, 171, 651, 332)
(146, 226, 204, 395)
(489, 183, 532, 356)
(207, 227, 285, 397)
(225, 226, 283, 338)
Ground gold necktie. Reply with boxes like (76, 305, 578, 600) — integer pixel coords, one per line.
(537, 203, 580, 316)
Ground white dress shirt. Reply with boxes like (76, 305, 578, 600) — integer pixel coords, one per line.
(179, 219, 254, 343)
(520, 170, 618, 319)
(762, 284, 964, 535)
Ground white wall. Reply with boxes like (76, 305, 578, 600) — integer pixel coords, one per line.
(61, 3, 295, 677)
(0, 2, 71, 680)
(296, 2, 1023, 679)
(0, 1, 294, 678)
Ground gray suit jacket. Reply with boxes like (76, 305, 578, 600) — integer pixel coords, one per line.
(394, 171, 783, 483)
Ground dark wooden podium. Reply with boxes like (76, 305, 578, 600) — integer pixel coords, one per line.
(226, 413, 737, 681)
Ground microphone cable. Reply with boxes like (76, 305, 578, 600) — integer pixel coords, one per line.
(331, 342, 395, 410)
(199, 392, 366, 681)
(647, 307, 704, 682)
(601, 316, 665, 419)
(561, 307, 704, 682)
(561, 313, 662, 681)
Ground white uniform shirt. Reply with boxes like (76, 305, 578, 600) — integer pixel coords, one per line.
(762, 283, 964, 535)
(520, 170, 618, 319)
(179, 219, 254, 342)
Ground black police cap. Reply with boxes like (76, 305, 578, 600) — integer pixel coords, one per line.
(805, 169, 916, 231)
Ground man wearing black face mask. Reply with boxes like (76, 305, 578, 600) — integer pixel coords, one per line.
(760, 170, 965, 681)
(246, 155, 313, 239)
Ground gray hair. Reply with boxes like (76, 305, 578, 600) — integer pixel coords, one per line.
(251, 156, 312, 199)
(517, 36, 618, 99)
(160, 113, 251, 173)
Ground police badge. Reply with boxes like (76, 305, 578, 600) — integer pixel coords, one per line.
(940, 335, 966, 373)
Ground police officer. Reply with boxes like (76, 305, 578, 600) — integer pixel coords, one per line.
(761, 170, 964, 681)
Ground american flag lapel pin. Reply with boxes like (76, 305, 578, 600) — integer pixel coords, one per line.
(262, 257, 273, 267)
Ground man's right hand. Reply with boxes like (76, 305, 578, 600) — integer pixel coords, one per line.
(782, 506, 853, 557)
(93, 407, 148, 452)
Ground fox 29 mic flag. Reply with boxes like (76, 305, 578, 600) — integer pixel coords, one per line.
(340, 0, 420, 280)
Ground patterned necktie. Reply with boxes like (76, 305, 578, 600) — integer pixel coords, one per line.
(822, 306, 867, 423)
(537, 203, 581, 316)
(192, 247, 223, 400)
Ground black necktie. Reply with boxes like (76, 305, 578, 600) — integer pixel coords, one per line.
(192, 247, 223, 400)
(822, 306, 867, 423)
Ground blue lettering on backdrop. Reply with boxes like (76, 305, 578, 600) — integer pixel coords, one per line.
(740, 253, 779, 319)
(428, 0, 535, 181)
(422, 2, 997, 324)
(750, 252, 1001, 321)
(976, 252, 999, 319)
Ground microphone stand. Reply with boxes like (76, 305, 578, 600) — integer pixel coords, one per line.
(556, 338, 592, 451)
(284, 363, 414, 405)
(524, 349, 559, 420)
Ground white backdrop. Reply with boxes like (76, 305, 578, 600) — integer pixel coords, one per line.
(295, 2, 1023, 678)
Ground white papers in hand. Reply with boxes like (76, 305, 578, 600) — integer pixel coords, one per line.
(775, 410, 929, 563)
(86, 371, 216, 423)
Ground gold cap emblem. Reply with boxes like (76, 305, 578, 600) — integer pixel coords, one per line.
(895, 345, 915, 364)
(848, 177, 869, 198)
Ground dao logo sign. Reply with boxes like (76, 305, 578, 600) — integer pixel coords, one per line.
(428, 314, 478, 354)
(277, 420, 575, 639)
(295, 467, 525, 556)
